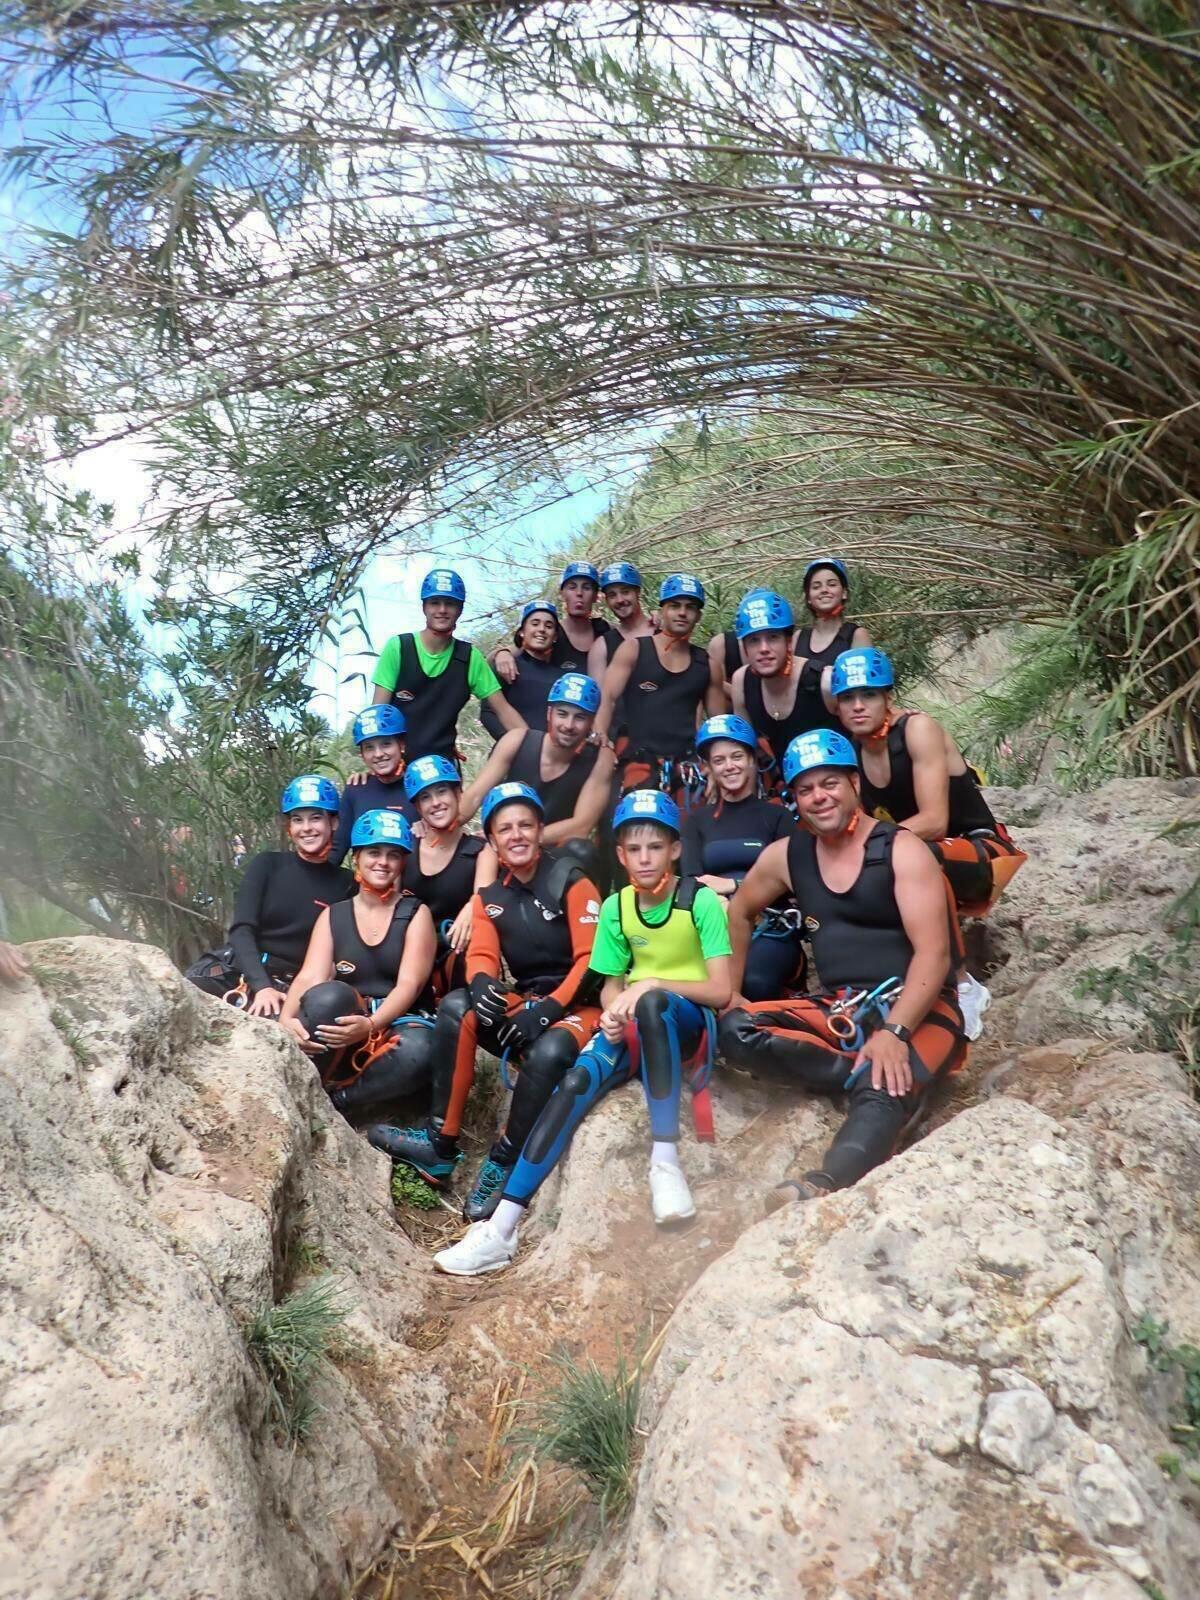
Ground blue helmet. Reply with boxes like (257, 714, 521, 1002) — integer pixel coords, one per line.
(830, 647, 895, 697)
(519, 598, 559, 626)
(560, 561, 600, 588)
(613, 789, 681, 836)
(803, 557, 849, 591)
(734, 590, 794, 640)
(781, 730, 859, 786)
(599, 560, 642, 591)
(281, 774, 340, 815)
(658, 573, 706, 606)
(547, 673, 602, 715)
(696, 714, 758, 755)
(350, 808, 413, 851)
(420, 568, 466, 604)
(403, 754, 461, 801)
(481, 781, 544, 832)
(352, 704, 406, 745)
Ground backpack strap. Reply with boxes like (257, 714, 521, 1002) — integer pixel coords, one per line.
(543, 849, 584, 908)
(888, 713, 912, 768)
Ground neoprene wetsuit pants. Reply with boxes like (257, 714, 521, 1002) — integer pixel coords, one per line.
(330, 1017, 437, 1122)
(501, 991, 712, 1208)
(718, 995, 967, 1189)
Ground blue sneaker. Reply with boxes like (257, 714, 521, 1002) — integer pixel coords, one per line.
(463, 1156, 513, 1222)
(367, 1124, 461, 1189)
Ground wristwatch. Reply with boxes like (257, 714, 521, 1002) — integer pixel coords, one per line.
(882, 1021, 912, 1043)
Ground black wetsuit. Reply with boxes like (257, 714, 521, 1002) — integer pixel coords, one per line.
(743, 663, 839, 760)
(480, 651, 559, 742)
(552, 617, 609, 675)
(858, 715, 997, 834)
(795, 619, 859, 673)
(223, 851, 355, 993)
(507, 729, 600, 825)
(406, 834, 488, 933)
(623, 636, 710, 761)
(325, 895, 437, 1120)
(387, 633, 472, 761)
(680, 796, 804, 999)
(331, 774, 416, 866)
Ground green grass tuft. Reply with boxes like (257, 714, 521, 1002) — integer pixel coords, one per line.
(246, 1275, 351, 1443)
(1134, 1314, 1200, 1456)
(391, 1164, 441, 1211)
(520, 1347, 642, 1521)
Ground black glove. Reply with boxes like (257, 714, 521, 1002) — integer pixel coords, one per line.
(469, 974, 512, 1029)
(497, 997, 564, 1053)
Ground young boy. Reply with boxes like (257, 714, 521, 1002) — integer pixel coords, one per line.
(432, 788, 732, 1276)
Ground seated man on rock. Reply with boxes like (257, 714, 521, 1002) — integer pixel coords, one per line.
(830, 646, 1027, 1038)
(720, 729, 968, 1211)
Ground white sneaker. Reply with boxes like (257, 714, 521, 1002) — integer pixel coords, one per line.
(649, 1162, 696, 1226)
(433, 1219, 515, 1277)
(958, 973, 992, 1042)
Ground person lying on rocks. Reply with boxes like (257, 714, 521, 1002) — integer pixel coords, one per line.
(280, 809, 438, 1124)
(719, 729, 968, 1212)
(830, 646, 1027, 1038)
(432, 788, 732, 1277)
(365, 782, 604, 1225)
(184, 775, 353, 1016)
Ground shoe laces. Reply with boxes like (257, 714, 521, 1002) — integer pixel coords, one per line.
(473, 1158, 508, 1200)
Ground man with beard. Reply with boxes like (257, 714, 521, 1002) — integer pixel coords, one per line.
(719, 728, 969, 1209)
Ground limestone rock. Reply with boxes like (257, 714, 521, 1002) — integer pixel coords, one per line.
(0, 938, 439, 1600)
(583, 1087, 1200, 1600)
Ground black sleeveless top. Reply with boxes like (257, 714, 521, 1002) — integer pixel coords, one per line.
(329, 895, 434, 1008)
(858, 714, 997, 836)
(786, 822, 921, 992)
(744, 666, 839, 762)
(388, 633, 471, 762)
(508, 729, 600, 824)
(406, 834, 487, 934)
(795, 619, 859, 673)
(623, 636, 710, 759)
(479, 651, 559, 742)
(552, 617, 609, 675)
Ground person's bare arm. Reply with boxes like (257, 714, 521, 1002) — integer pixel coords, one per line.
(726, 838, 793, 1004)
(731, 664, 750, 722)
(707, 632, 732, 707)
(483, 690, 526, 736)
(586, 635, 609, 684)
(459, 729, 524, 822)
(901, 714, 951, 840)
(280, 910, 335, 1053)
(489, 642, 520, 684)
(851, 624, 873, 647)
(0, 940, 29, 982)
(703, 651, 726, 717)
(543, 746, 616, 845)
(445, 843, 499, 954)
(854, 829, 952, 1096)
(596, 638, 638, 744)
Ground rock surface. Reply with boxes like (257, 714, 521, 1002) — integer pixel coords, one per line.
(576, 1044, 1200, 1600)
(0, 938, 439, 1600)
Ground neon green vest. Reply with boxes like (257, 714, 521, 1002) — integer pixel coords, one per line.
(617, 882, 708, 985)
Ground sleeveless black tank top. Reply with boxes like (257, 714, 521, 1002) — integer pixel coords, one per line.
(552, 617, 609, 676)
(406, 834, 487, 934)
(858, 715, 997, 835)
(508, 729, 599, 825)
(744, 667, 838, 762)
(389, 633, 472, 762)
(795, 619, 858, 673)
(329, 895, 433, 1007)
(786, 822, 918, 992)
(624, 636, 710, 759)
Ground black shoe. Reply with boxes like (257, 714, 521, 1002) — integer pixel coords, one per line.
(463, 1156, 512, 1222)
(764, 1168, 835, 1215)
(366, 1124, 461, 1189)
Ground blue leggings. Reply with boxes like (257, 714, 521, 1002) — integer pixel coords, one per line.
(502, 991, 710, 1207)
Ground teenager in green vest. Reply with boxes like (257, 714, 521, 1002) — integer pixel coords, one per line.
(432, 788, 732, 1276)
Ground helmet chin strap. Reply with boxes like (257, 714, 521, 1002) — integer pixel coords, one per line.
(499, 844, 541, 880)
(297, 841, 334, 863)
(863, 716, 892, 743)
(353, 861, 399, 900)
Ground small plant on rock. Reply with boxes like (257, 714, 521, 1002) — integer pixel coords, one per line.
(521, 1347, 642, 1522)
(391, 1164, 441, 1211)
(246, 1275, 351, 1443)
(1133, 1314, 1200, 1457)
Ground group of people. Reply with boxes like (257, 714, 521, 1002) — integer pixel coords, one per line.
(186, 556, 1026, 1276)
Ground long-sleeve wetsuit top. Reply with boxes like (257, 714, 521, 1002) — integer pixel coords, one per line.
(331, 774, 417, 866)
(465, 856, 601, 1009)
(680, 795, 795, 881)
(227, 850, 355, 992)
(479, 650, 560, 742)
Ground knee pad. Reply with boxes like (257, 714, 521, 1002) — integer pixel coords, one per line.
(717, 1007, 755, 1062)
(633, 986, 674, 1029)
(437, 987, 471, 1026)
(522, 1027, 579, 1086)
(298, 981, 364, 1038)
